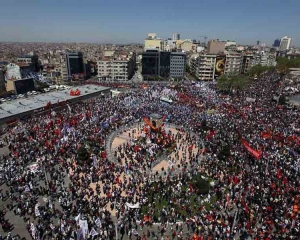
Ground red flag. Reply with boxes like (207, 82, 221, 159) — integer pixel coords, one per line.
(206, 130, 216, 140)
(277, 169, 282, 179)
(241, 200, 249, 215)
(241, 138, 262, 159)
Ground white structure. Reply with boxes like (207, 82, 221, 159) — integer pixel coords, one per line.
(225, 40, 237, 47)
(279, 36, 292, 51)
(97, 51, 136, 81)
(5, 63, 22, 80)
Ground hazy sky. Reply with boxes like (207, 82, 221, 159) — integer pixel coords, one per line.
(0, 0, 299, 46)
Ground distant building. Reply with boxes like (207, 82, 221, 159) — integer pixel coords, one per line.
(170, 52, 186, 77)
(6, 78, 35, 94)
(241, 54, 255, 74)
(279, 36, 292, 51)
(0, 69, 6, 92)
(257, 40, 260, 46)
(144, 33, 164, 51)
(16, 55, 33, 65)
(207, 40, 226, 54)
(177, 33, 180, 40)
(142, 50, 160, 77)
(225, 40, 237, 47)
(142, 50, 186, 79)
(6, 63, 22, 80)
(273, 39, 281, 47)
(190, 51, 243, 81)
(224, 52, 242, 75)
(172, 33, 176, 41)
(66, 52, 85, 79)
(97, 51, 136, 81)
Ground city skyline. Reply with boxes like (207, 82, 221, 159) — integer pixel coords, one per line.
(0, 0, 299, 46)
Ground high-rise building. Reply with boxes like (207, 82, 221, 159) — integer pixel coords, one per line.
(172, 33, 176, 41)
(207, 40, 226, 54)
(257, 40, 260, 46)
(170, 52, 186, 77)
(66, 52, 85, 78)
(144, 33, 164, 51)
(142, 50, 186, 79)
(177, 33, 180, 40)
(273, 39, 281, 47)
(279, 36, 292, 51)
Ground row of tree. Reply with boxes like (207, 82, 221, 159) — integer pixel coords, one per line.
(276, 56, 300, 74)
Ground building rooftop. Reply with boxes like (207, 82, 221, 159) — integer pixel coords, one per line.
(0, 85, 110, 120)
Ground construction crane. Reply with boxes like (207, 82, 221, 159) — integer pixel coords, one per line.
(199, 35, 208, 45)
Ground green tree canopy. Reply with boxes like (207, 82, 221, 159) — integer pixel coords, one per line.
(217, 74, 250, 91)
(77, 146, 91, 166)
(248, 64, 275, 77)
(192, 174, 210, 195)
(276, 56, 300, 74)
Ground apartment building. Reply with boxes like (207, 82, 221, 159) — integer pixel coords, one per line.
(224, 52, 242, 74)
(97, 51, 136, 81)
(144, 33, 164, 51)
(170, 52, 186, 77)
(191, 54, 216, 81)
(190, 51, 243, 80)
(241, 54, 255, 74)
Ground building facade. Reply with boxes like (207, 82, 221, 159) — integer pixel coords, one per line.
(142, 51, 186, 79)
(66, 52, 85, 79)
(279, 36, 292, 51)
(224, 52, 242, 75)
(207, 40, 226, 54)
(191, 54, 216, 81)
(5, 63, 22, 80)
(170, 52, 186, 78)
(97, 51, 136, 81)
(144, 33, 164, 51)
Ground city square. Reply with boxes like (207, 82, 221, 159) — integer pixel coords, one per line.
(0, 73, 299, 239)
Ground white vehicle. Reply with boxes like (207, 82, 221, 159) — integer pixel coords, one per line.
(44, 88, 50, 92)
(27, 92, 33, 95)
(18, 94, 24, 98)
(32, 91, 38, 95)
(0, 98, 6, 102)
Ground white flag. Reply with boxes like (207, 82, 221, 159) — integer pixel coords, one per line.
(89, 228, 98, 237)
(95, 218, 101, 226)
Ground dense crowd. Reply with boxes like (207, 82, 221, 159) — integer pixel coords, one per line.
(0, 72, 299, 239)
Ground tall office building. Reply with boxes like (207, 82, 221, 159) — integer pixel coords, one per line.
(66, 52, 85, 78)
(279, 36, 292, 51)
(273, 39, 281, 47)
(177, 33, 180, 40)
(172, 33, 176, 41)
(142, 50, 186, 79)
(257, 40, 260, 46)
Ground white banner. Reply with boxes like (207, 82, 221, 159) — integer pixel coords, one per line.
(125, 202, 140, 209)
(79, 219, 89, 238)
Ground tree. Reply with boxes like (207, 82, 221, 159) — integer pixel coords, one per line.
(248, 64, 274, 77)
(77, 146, 91, 166)
(276, 56, 300, 74)
(217, 74, 249, 92)
(192, 174, 210, 195)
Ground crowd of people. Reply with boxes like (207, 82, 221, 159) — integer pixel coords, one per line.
(0, 71, 299, 239)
